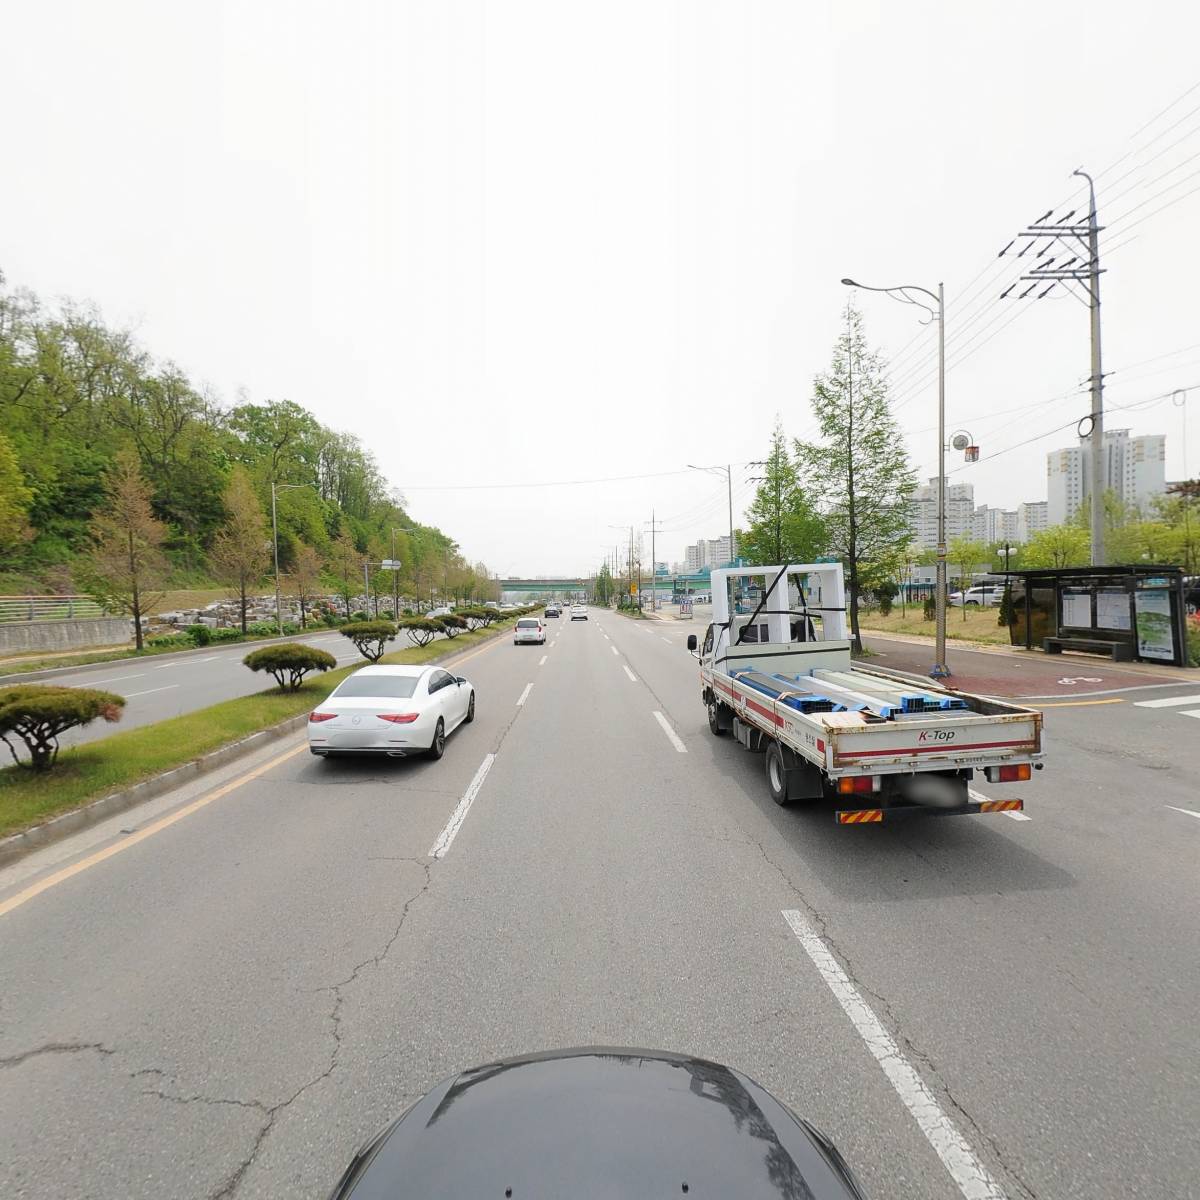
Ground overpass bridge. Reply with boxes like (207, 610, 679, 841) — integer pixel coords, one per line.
(499, 578, 590, 599)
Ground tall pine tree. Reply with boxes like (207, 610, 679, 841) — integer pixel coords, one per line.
(796, 306, 916, 653)
(738, 418, 826, 566)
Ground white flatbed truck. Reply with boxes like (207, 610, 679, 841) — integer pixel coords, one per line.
(687, 563, 1043, 823)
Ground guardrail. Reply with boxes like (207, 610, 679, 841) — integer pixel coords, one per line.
(0, 595, 109, 624)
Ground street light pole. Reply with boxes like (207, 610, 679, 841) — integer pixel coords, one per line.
(841, 277, 949, 678)
(934, 280, 949, 679)
(687, 463, 736, 566)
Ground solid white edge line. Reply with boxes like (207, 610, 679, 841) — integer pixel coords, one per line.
(516, 683, 533, 706)
(652, 711, 687, 753)
(538, 654, 547, 666)
(428, 753, 496, 858)
(1165, 804, 1200, 820)
(1180, 709, 1200, 719)
(967, 788, 1031, 821)
(782, 911, 1007, 1200)
(622, 664, 637, 682)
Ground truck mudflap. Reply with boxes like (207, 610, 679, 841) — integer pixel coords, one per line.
(836, 798, 1025, 824)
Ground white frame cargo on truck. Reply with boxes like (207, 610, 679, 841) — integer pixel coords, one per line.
(687, 563, 1044, 824)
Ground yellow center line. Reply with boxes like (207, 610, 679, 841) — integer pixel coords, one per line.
(1030, 698, 1125, 708)
(0, 743, 308, 920)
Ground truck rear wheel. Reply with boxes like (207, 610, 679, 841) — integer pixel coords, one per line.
(765, 741, 791, 807)
(707, 697, 728, 736)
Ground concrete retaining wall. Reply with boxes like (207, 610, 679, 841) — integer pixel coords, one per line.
(0, 618, 130, 654)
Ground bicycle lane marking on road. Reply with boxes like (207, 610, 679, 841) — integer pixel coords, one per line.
(782, 910, 1008, 1200)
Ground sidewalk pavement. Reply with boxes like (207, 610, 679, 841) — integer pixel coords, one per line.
(862, 630, 1197, 699)
(859, 624, 1198, 684)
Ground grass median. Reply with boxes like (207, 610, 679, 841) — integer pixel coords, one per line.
(0, 621, 512, 839)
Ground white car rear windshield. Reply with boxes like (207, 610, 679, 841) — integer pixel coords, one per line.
(336, 675, 419, 698)
(517, 619, 540, 628)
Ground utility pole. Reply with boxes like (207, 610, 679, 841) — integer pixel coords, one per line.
(726, 464, 734, 565)
(1003, 174, 1106, 563)
(645, 511, 664, 610)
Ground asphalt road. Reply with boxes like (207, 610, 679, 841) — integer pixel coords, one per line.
(18, 630, 447, 749)
(1, 608, 1197, 1199)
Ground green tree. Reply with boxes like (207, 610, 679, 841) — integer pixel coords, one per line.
(328, 531, 363, 617)
(1022, 524, 1090, 568)
(340, 620, 397, 661)
(210, 467, 271, 634)
(243, 644, 336, 691)
(289, 543, 324, 629)
(0, 429, 34, 556)
(594, 561, 614, 605)
(0, 684, 125, 771)
(738, 418, 826, 566)
(947, 535, 989, 620)
(1155, 492, 1200, 571)
(795, 305, 917, 652)
(81, 449, 169, 650)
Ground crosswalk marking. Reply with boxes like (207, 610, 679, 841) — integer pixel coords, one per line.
(1134, 693, 1200, 708)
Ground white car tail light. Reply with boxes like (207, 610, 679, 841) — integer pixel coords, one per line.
(309, 711, 338, 723)
(378, 713, 419, 724)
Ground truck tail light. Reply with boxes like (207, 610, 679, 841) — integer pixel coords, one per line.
(837, 775, 880, 794)
(308, 711, 338, 723)
(378, 713, 419, 724)
(985, 763, 1031, 782)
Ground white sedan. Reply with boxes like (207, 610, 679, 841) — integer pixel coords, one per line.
(308, 664, 475, 760)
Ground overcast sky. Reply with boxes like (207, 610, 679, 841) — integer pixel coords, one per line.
(4, 1, 1199, 575)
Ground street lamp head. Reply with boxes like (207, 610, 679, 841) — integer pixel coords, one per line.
(840, 278, 859, 287)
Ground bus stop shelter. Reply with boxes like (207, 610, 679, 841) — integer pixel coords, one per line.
(1006, 565, 1189, 667)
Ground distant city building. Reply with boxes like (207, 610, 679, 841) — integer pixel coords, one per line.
(705, 534, 736, 566)
(908, 479, 975, 550)
(1046, 429, 1166, 525)
(972, 505, 1019, 544)
(1016, 501, 1048, 542)
(682, 534, 737, 570)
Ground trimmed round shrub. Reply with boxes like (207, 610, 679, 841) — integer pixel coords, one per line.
(456, 607, 489, 631)
(399, 617, 444, 648)
(340, 620, 399, 662)
(439, 613, 467, 639)
(0, 684, 126, 771)
(185, 624, 212, 647)
(243, 644, 338, 691)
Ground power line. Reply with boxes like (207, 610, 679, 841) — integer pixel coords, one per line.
(399, 466, 701, 491)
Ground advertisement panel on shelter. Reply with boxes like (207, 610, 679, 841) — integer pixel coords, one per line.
(1134, 589, 1174, 660)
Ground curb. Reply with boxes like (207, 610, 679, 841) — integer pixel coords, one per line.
(0, 622, 512, 870)
(0, 714, 309, 869)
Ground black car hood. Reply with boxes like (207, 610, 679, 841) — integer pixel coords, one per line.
(335, 1047, 866, 1199)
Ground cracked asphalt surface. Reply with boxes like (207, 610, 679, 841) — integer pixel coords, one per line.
(1, 609, 1198, 1199)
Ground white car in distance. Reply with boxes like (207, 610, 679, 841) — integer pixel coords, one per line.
(570, 604, 588, 621)
(514, 617, 546, 645)
(308, 664, 474, 760)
